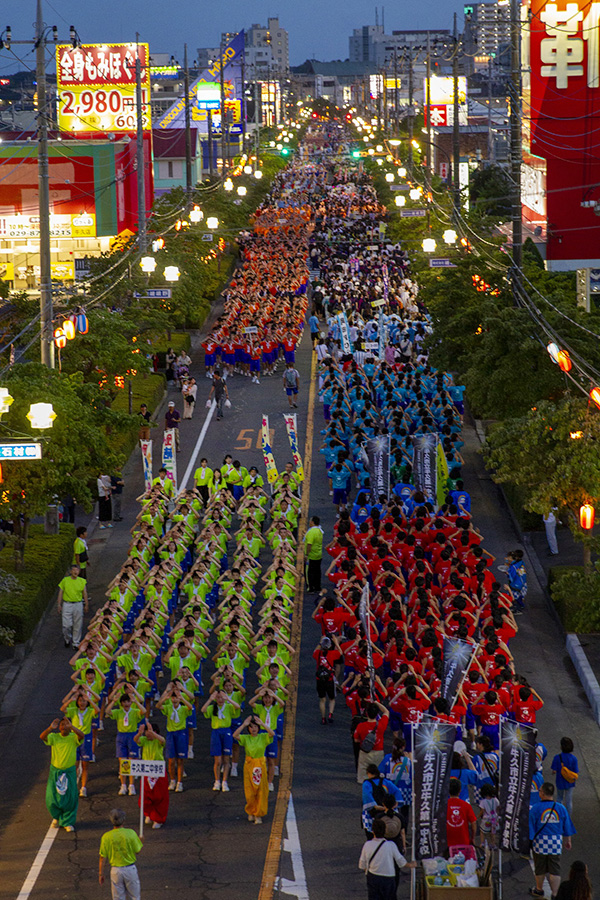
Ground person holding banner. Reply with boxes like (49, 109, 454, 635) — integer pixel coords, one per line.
(134, 721, 169, 829)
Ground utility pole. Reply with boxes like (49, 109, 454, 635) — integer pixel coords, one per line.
(35, 0, 53, 368)
(452, 14, 461, 219)
(510, 0, 522, 280)
(183, 43, 192, 195)
(426, 32, 432, 191)
(407, 49, 414, 176)
(207, 109, 214, 178)
(241, 47, 246, 156)
(135, 34, 147, 255)
(219, 37, 226, 176)
(393, 51, 399, 132)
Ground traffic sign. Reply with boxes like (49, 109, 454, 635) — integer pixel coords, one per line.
(0, 443, 42, 460)
(201, 234, 214, 242)
(119, 759, 166, 778)
(400, 209, 427, 217)
(428, 258, 457, 268)
(146, 288, 172, 299)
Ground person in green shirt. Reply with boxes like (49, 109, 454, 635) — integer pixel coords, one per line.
(157, 683, 194, 792)
(304, 515, 324, 593)
(73, 526, 89, 579)
(40, 717, 85, 831)
(57, 565, 89, 649)
(105, 691, 146, 797)
(201, 690, 241, 792)
(232, 715, 275, 824)
(134, 721, 169, 829)
(99, 808, 143, 896)
(61, 689, 99, 798)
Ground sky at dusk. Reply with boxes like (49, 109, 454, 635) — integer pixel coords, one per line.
(0, 0, 465, 72)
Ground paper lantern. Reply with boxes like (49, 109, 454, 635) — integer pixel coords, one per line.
(557, 350, 572, 373)
(547, 342, 560, 363)
(590, 387, 600, 410)
(63, 319, 76, 341)
(76, 312, 89, 334)
(0, 388, 14, 415)
(580, 504, 595, 530)
(54, 327, 67, 350)
(27, 402, 56, 429)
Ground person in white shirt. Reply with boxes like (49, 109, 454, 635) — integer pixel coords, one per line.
(358, 818, 415, 899)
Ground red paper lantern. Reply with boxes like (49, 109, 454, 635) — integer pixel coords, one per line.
(557, 350, 572, 373)
(591, 387, 600, 410)
(580, 504, 595, 530)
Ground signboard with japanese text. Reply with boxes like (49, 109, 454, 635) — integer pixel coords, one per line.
(56, 43, 151, 134)
(0, 214, 96, 239)
(0, 443, 42, 460)
(119, 759, 166, 778)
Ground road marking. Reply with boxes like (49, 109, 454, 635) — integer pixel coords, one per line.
(178, 401, 216, 492)
(276, 794, 309, 900)
(16, 825, 58, 900)
(258, 349, 317, 900)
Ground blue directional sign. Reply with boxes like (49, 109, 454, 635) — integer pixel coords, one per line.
(146, 289, 172, 298)
(428, 258, 457, 268)
(0, 442, 42, 459)
(400, 209, 427, 217)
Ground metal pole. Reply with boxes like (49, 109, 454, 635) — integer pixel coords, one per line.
(183, 43, 192, 195)
(452, 15, 461, 219)
(426, 33, 432, 190)
(408, 50, 414, 176)
(488, 56, 493, 163)
(220, 38, 226, 176)
(36, 0, 54, 368)
(208, 109, 214, 178)
(241, 48, 246, 156)
(139, 775, 144, 838)
(410, 723, 417, 900)
(510, 0, 522, 279)
(135, 34, 147, 255)
(393, 51, 399, 131)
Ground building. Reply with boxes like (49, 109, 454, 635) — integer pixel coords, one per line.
(463, 1, 511, 64)
(291, 60, 377, 108)
(349, 25, 451, 69)
(152, 128, 203, 195)
(349, 25, 385, 63)
(245, 18, 289, 75)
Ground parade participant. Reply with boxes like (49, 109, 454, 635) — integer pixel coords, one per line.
(40, 717, 85, 832)
(232, 715, 276, 824)
(134, 721, 169, 829)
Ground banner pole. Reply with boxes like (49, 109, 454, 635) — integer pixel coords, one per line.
(411, 723, 416, 900)
(497, 719, 503, 900)
(139, 775, 144, 838)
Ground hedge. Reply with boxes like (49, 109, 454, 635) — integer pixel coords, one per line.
(0, 524, 75, 643)
(109, 371, 166, 461)
(548, 565, 587, 632)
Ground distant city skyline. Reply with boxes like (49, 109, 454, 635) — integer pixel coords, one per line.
(0, 0, 465, 72)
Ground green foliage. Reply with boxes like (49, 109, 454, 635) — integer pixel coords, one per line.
(470, 165, 512, 219)
(109, 371, 165, 460)
(550, 564, 600, 632)
(0, 524, 74, 642)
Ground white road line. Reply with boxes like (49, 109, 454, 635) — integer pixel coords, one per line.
(179, 400, 216, 492)
(276, 794, 309, 900)
(16, 825, 58, 900)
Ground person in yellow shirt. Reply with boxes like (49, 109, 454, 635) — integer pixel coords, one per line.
(40, 717, 85, 832)
(193, 458, 213, 507)
(99, 809, 143, 896)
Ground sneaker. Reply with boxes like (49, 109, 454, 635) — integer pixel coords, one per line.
(293, 403, 298, 408)
(79, 786, 87, 798)
(118, 784, 127, 795)
(231, 763, 238, 777)
(152, 822, 162, 829)
(175, 782, 184, 792)
(268, 783, 274, 792)
(64, 825, 75, 833)
(254, 817, 263, 824)
(321, 717, 327, 725)
(64, 639, 71, 648)
(98, 721, 104, 731)
(212, 780, 221, 791)
(274, 765, 279, 776)
(168, 779, 176, 791)
(328, 714, 334, 724)
(221, 782, 230, 792)
(51, 819, 59, 828)
(145, 816, 152, 825)
(187, 747, 194, 759)
(128, 784, 136, 796)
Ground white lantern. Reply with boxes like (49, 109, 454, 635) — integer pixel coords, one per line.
(254, 169, 263, 179)
(237, 185, 247, 197)
(398, 167, 407, 177)
(394, 195, 406, 207)
(0, 388, 14, 416)
(243, 165, 252, 174)
(140, 256, 157, 273)
(443, 229, 457, 245)
(223, 178, 234, 192)
(27, 402, 56, 429)
(206, 217, 219, 230)
(385, 173, 394, 183)
(189, 206, 203, 223)
(422, 238, 437, 253)
(376, 144, 383, 152)
(409, 188, 421, 200)
(164, 266, 180, 282)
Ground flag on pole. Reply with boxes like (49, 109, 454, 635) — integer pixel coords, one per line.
(441, 637, 476, 705)
(140, 439, 153, 492)
(412, 716, 456, 859)
(261, 415, 278, 484)
(283, 412, 304, 481)
(499, 721, 537, 854)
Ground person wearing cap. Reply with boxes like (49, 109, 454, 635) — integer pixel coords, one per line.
(165, 401, 181, 452)
(313, 634, 342, 725)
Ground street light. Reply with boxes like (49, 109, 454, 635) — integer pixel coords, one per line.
(206, 217, 219, 230)
(164, 266, 180, 282)
(422, 238, 436, 252)
(27, 402, 56, 429)
(443, 229, 457, 245)
(140, 256, 157, 273)
(395, 195, 406, 207)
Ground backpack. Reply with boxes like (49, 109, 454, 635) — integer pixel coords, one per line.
(285, 368, 297, 388)
(360, 726, 378, 754)
(370, 776, 391, 806)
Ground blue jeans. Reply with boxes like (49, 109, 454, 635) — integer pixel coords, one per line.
(557, 787, 573, 814)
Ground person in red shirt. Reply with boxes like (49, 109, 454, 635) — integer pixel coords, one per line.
(472, 690, 506, 749)
(446, 778, 477, 848)
(312, 635, 342, 724)
(512, 685, 544, 724)
(353, 700, 389, 784)
(312, 595, 355, 636)
(390, 683, 431, 745)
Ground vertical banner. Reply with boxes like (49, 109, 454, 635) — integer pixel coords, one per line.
(283, 413, 304, 482)
(436, 442, 449, 509)
(366, 435, 391, 504)
(378, 309, 387, 361)
(382, 262, 389, 300)
(413, 716, 456, 859)
(358, 582, 375, 697)
(140, 439, 153, 492)
(412, 433, 438, 502)
(261, 415, 279, 484)
(337, 312, 353, 355)
(499, 721, 537, 855)
(441, 637, 475, 704)
(161, 429, 177, 493)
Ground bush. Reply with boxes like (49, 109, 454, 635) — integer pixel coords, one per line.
(144, 332, 191, 368)
(550, 565, 600, 632)
(500, 482, 541, 532)
(109, 372, 165, 461)
(0, 524, 75, 643)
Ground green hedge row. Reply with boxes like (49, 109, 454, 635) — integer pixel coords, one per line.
(109, 371, 166, 461)
(0, 524, 75, 643)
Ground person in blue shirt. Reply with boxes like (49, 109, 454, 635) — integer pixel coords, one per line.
(309, 313, 320, 347)
(351, 493, 372, 526)
(362, 763, 404, 837)
(450, 749, 479, 801)
(529, 782, 575, 898)
(550, 737, 579, 816)
(506, 550, 527, 613)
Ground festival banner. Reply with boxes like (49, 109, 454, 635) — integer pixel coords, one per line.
(378, 309, 387, 361)
(140, 439, 153, 492)
(283, 413, 304, 482)
(499, 721, 537, 855)
(441, 637, 475, 705)
(412, 433, 438, 502)
(261, 415, 278, 484)
(337, 312, 353, 355)
(413, 716, 456, 859)
(161, 429, 177, 493)
(366, 434, 391, 504)
(436, 442, 450, 509)
(382, 262, 389, 300)
(358, 582, 375, 696)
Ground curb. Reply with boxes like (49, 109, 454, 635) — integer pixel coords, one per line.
(566, 634, 600, 726)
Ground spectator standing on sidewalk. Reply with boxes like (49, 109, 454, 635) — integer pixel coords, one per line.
(165, 401, 181, 452)
(58, 564, 88, 649)
(138, 404, 151, 441)
(111, 472, 125, 522)
(208, 370, 229, 421)
(304, 516, 324, 593)
(551, 737, 579, 816)
(97, 473, 113, 529)
(73, 526, 89, 580)
(543, 508, 559, 557)
(99, 809, 143, 900)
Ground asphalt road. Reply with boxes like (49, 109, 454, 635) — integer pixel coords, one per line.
(1, 321, 600, 900)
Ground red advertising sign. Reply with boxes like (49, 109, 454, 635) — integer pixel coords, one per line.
(424, 104, 448, 127)
(57, 43, 148, 87)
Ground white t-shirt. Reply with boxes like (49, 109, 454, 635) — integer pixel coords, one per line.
(358, 838, 407, 877)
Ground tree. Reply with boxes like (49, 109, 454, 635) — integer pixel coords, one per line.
(484, 397, 600, 571)
(470, 165, 512, 219)
(0, 364, 132, 566)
